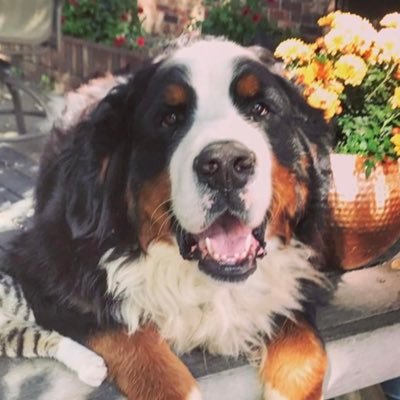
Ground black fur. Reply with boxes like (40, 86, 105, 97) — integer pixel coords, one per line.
(2, 43, 336, 342)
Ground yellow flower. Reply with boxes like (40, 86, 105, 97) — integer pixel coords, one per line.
(375, 28, 400, 63)
(274, 39, 313, 63)
(390, 87, 400, 109)
(334, 54, 367, 86)
(306, 84, 341, 120)
(391, 133, 400, 156)
(294, 66, 315, 86)
(318, 11, 362, 28)
(323, 28, 351, 54)
(321, 12, 376, 55)
(380, 12, 400, 28)
(328, 80, 345, 94)
(318, 12, 335, 28)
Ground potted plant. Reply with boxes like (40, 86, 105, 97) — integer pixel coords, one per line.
(274, 11, 400, 268)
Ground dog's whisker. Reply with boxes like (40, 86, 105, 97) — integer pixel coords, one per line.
(149, 199, 172, 223)
(156, 214, 173, 238)
(149, 209, 173, 230)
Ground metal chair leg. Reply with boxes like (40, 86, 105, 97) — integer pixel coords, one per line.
(5, 82, 27, 135)
(6, 74, 49, 116)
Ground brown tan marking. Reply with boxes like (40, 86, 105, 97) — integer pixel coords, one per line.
(137, 170, 172, 250)
(260, 319, 327, 400)
(165, 84, 188, 106)
(88, 326, 198, 400)
(236, 73, 260, 98)
(268, 157, 309, 243)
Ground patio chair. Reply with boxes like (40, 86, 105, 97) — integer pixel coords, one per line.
(0, 0, 62, 135)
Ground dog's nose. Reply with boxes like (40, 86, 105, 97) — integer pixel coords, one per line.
(193, 141, 256, 191)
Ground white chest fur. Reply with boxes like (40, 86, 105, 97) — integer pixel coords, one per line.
(102, 240, 322, 356)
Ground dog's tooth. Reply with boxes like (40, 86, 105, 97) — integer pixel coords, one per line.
(214, 253, 220, 260)
(220, 254, 227, 262)
(205, 237, 213, 255)
(245, 234, 252, 252)
(240, 251, 247, 259)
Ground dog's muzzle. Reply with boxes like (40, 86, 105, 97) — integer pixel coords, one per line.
(176, 140, 266, 282)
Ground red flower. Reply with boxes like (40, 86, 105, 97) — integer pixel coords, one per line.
(137, 6, 144, 14)
(252, 13, 262, 22)
(68, 0, 78, 6)
(120, 12, 132, 22)
(266, 0, 276, 3)
(61, 15, 66, 24)
(136, 36, 145, 47)
(114, 35, 126, 48)
(241, 6, 251, 16)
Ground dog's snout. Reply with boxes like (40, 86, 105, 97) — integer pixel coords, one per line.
(193, 141, 255, 190)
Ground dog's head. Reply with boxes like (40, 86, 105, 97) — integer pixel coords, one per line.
(38, 38, 334, 282)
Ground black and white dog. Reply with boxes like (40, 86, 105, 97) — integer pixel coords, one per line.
(3, 37, 336, 400)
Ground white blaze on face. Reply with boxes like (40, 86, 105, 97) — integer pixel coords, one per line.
(168, 40, 273, 234)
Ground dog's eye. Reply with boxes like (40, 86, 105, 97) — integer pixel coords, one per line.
(249, 102, 268, 119)
(161, 112, 178, 128)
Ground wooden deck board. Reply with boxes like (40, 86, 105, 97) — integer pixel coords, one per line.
(0, 145, 38, 179)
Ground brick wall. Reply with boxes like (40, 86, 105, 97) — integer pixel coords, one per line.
(141, 0, 335, 40)
(140, 0, 203, 36)
(267, 0, 335, 37)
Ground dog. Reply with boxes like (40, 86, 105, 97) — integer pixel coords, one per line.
(3, 37, 336, 400)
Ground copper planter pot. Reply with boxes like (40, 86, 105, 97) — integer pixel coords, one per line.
(329, 153, 400, 270)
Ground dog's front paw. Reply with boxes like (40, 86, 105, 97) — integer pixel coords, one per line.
(187, 387, 202, 400)
(76, 350, 108, 387)
(55, 337, 108, 387)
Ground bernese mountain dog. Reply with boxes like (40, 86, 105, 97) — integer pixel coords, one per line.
(3, 38, 336, 400)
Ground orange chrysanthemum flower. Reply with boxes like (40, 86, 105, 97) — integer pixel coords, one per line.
(306, 84, 341, 120)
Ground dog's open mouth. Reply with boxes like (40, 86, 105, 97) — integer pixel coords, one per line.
(178, 213, 266, 282)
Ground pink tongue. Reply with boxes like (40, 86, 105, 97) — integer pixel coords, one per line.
(200, 216, 252, 257)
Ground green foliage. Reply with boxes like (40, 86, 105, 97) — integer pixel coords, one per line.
(335, 64, 400, 169)
(192, 0, 287, 47)
(62, 0, 145, 49)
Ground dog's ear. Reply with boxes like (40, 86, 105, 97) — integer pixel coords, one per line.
(39, 63, 160, 246)
(249, 45, 286, 77)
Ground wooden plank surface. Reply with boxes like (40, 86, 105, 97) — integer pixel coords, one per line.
(318, 260, 400, 341)
(0, 145, 38, 179)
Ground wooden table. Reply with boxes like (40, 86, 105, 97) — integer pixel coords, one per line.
(0, 143, 399, 400)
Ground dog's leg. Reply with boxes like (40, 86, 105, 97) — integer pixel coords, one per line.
(88, 325, 201, 400)
(259, 318, 327, 400)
